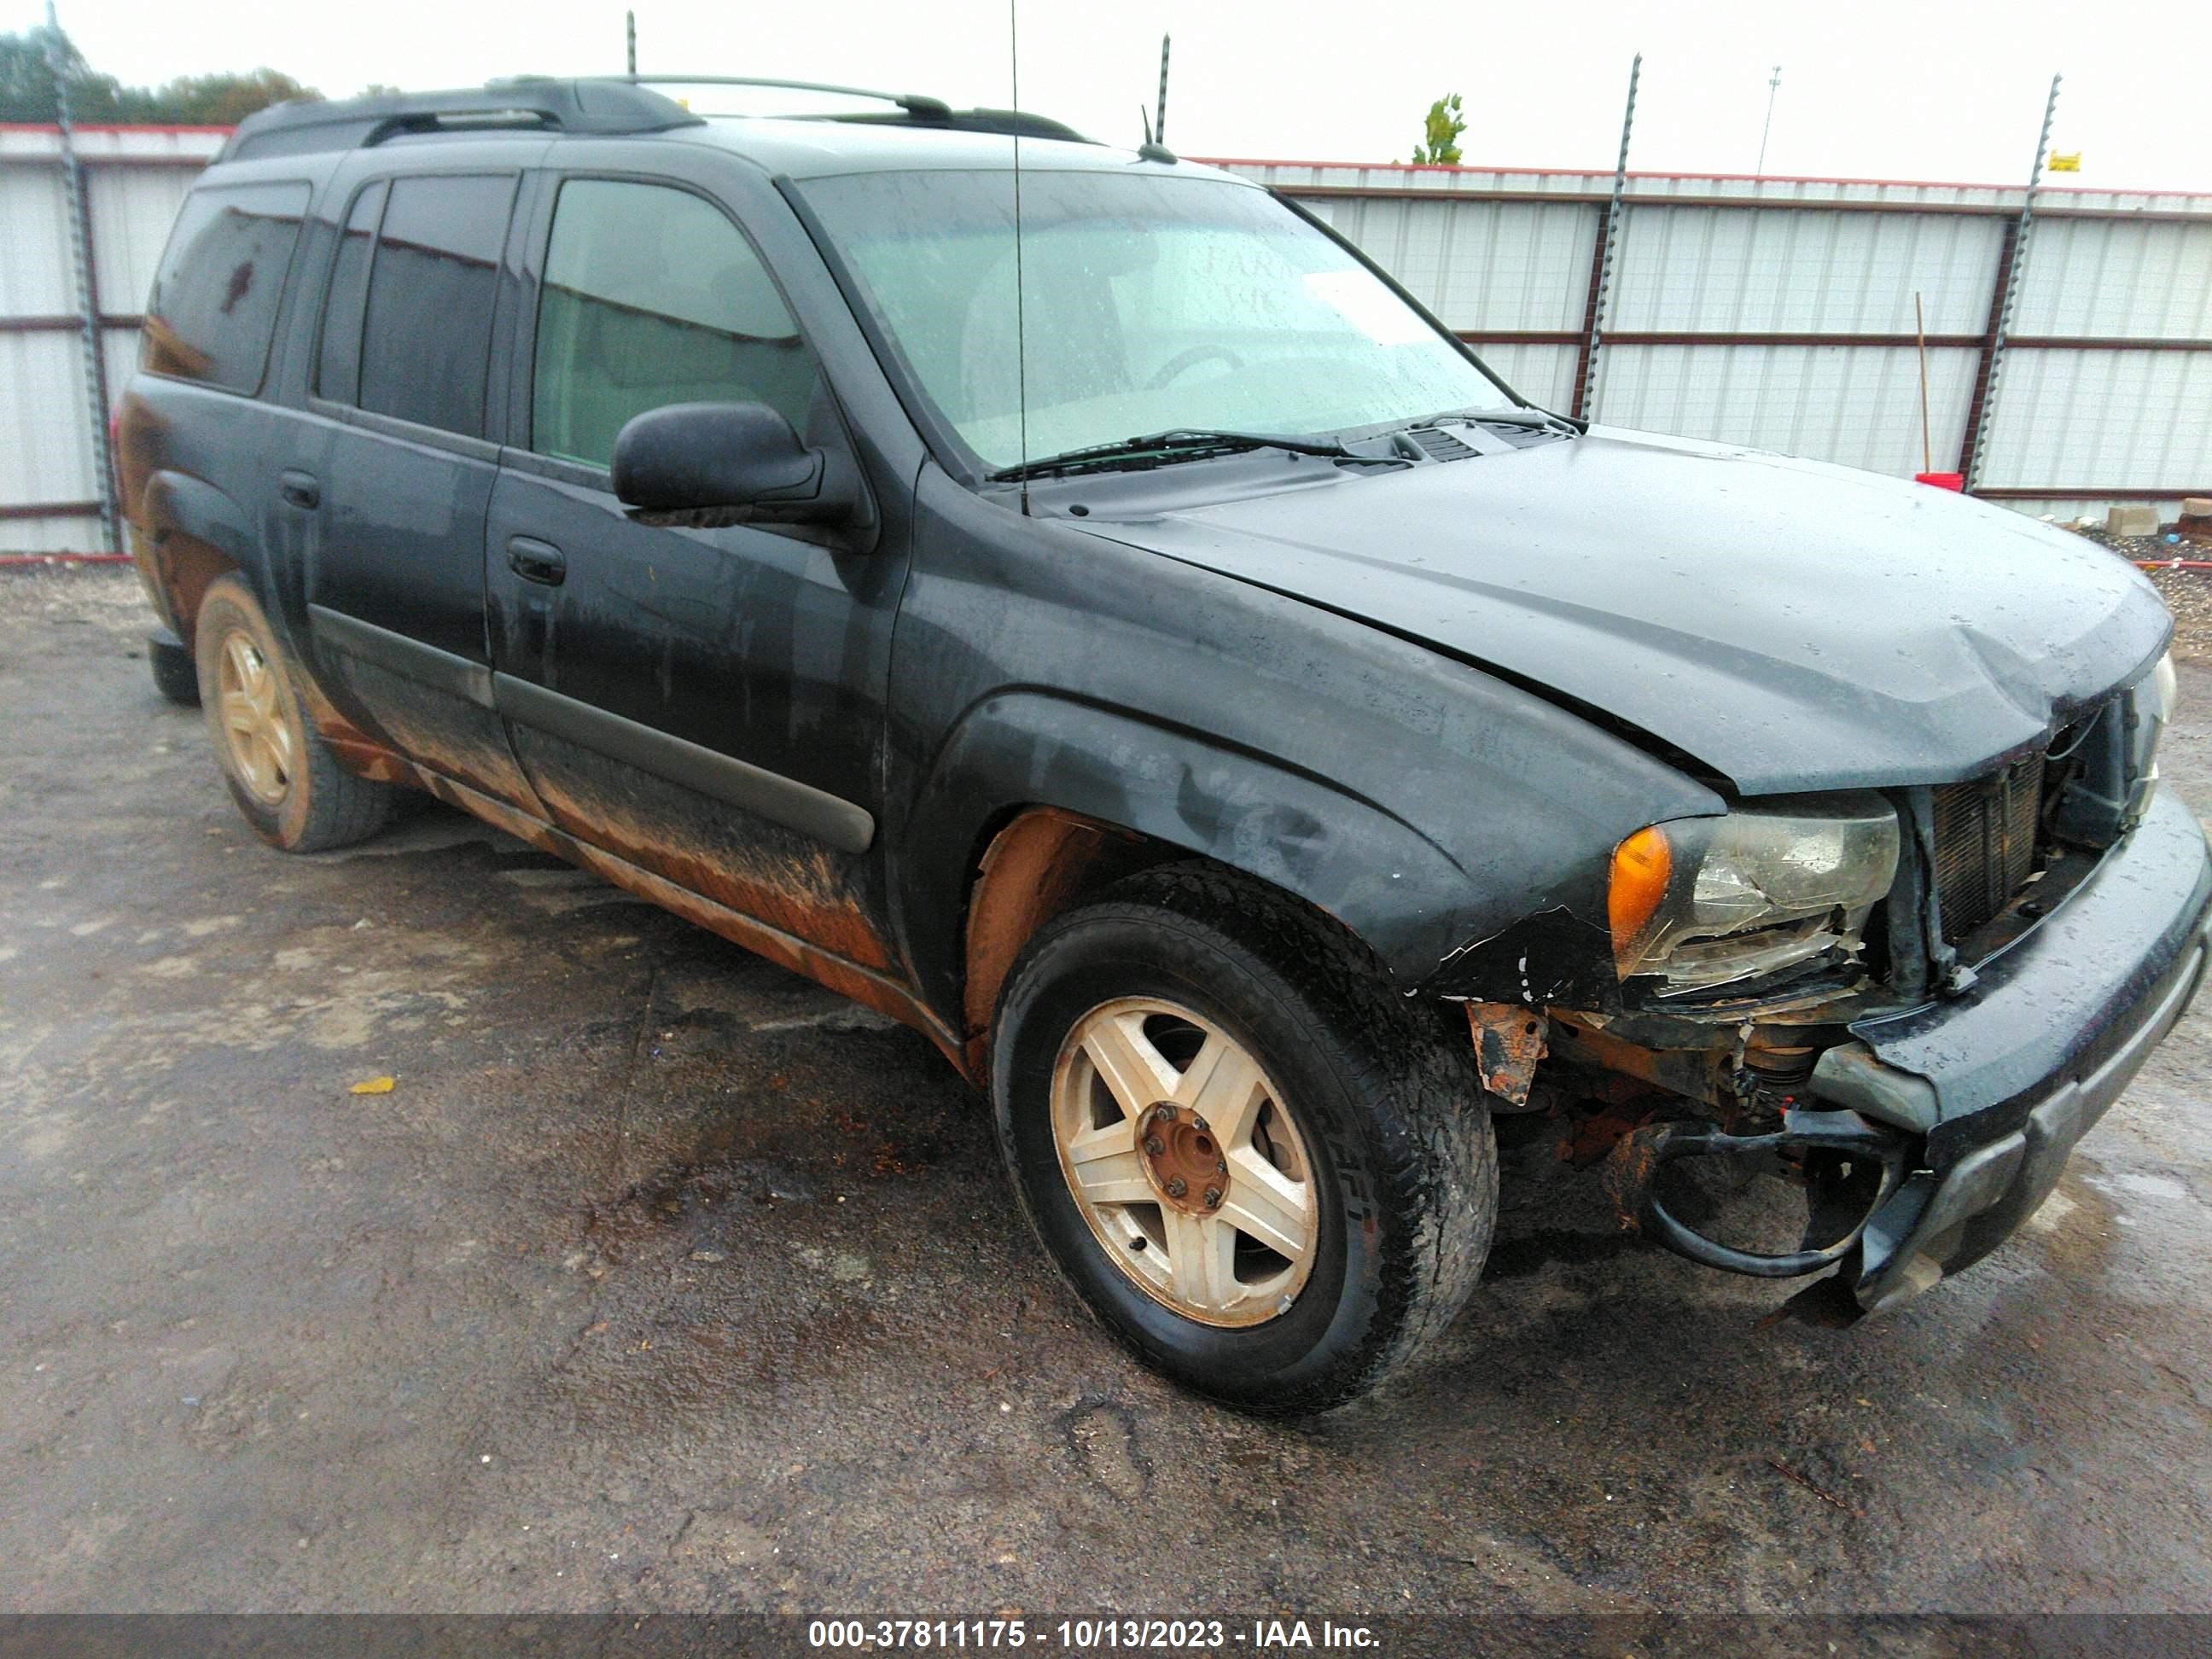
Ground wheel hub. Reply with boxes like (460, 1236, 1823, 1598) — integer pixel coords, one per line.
(215, 628, 294, 806)
(1139, 1103, 1228, 1214)
(1048, 996, 1318, 1328)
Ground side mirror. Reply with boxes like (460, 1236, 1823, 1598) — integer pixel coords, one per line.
(611, 401, 858, 526)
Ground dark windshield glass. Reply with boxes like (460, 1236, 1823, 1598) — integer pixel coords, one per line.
(798, 169, 1505, 473)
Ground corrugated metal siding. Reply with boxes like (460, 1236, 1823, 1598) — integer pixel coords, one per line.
(1607, 205, 2001, 335)
(6, 140, 2211, 551)
(2011, 218, 2212, 340)
(0, 165, 74, 316)
(1239, 159, 2212, 515)
(1, 126, 223, 551)
(1321, 195, 1596, 334)
(1594, 344, 1980, 474)
(86, 166, 197, 315)
(1978, 347, 2212, 490)
(1469, 342, 1580, 410)
(0, 331, 96, 498)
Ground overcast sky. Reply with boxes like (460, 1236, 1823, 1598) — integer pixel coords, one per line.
(31, 0, 2212, 192)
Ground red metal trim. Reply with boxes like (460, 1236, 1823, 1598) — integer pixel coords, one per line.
(2003, 336, 2212, 353)
(0, 121, 232, 135)
(1460, 329, 1582, 347)
(1265, 183, 2211, 223)
(0, 500, 102, 521)
(0, 550, 132, 567)
(1458, 329, 2209, 352)
(1196, 155, 2212, 199)
(1974, 487, 2212, 500)
(0, 314, 145, 332)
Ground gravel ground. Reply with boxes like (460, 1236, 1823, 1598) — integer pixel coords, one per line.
(4, 567, 2212, 1637)
(2066, 525, 2212, 661)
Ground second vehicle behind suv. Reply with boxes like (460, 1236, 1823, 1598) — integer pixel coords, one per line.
(119, 77, 2211, 1414)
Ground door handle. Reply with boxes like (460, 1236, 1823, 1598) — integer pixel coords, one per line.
(279, 469, 321, 510)
(507, 536, 567, 586)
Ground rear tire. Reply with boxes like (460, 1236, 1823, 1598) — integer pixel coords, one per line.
(148, 628, 200, 707)
(991, 863, 1496, 1416)
(194, 576, 393, 853)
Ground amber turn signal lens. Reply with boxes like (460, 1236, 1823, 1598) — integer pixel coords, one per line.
(1608, 826, 1673, 954)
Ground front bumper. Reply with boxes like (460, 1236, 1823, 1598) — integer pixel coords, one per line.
(1816, 783, 2212, 1311)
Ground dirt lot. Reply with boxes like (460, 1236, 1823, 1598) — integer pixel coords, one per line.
(4, 566, 2212, 1621)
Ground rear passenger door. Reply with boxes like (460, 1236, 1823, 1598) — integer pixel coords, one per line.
(485, 156, 910, 975)
(303, 166, 541, 810)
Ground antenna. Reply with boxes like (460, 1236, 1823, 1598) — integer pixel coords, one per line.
(1155, 33, 1171, 147)
(1010, 0, 1031, 514)
(626, 10, 637, 76)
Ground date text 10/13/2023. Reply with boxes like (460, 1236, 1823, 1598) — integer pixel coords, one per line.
(806, 1619, 1381, 1650)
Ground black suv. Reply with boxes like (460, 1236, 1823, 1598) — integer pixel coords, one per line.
(119, 77, 2211, 1413)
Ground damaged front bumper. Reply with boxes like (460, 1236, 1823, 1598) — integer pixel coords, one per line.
(1822, 783, 2212, 1311)
(1593, 783, 2211, 1310)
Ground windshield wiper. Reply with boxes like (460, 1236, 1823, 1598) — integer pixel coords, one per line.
(988, 428, 1357, 483)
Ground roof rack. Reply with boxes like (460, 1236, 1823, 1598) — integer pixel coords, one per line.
(589, 75, 1092, 143)
(602, 75, 956, 122)
(219, 80, 702, 162)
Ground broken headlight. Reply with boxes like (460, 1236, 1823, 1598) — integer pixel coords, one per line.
(1607, 794, 1901, 996)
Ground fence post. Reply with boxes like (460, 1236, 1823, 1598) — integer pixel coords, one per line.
(1962, 72, 2061, 493)
(1571, 54, 1640, 421)
(45, 3, 119, 556)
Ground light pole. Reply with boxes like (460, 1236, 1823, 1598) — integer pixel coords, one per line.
(1755, 63, 1781, 175)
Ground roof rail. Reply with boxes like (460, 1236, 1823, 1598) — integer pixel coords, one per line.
(603, 75, 956, 123)
(218, 80, 702, 162)
(591, 75, 1092, 143)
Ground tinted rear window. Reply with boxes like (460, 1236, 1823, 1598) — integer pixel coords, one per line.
(142, 181, 311, 393)
(357, 173, 516, 438)
(314, 179, 387, 405)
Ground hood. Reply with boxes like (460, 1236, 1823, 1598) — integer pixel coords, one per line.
(1074, 428, 2170, 793)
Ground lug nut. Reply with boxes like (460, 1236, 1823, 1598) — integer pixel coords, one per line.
(1202, 1186, 1222, 1208)
(1165, 1176, 1188, 1199)
(1144, 1135, 1164, 1156)
(1192, 1115, 1209, 1133)
(1215, 1158, 1228, 1175)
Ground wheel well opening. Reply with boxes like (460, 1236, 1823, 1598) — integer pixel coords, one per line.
(960, 807, 1183, 1076)
(160, 533, 242, 646)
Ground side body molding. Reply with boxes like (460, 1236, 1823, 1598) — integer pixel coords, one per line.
(308, 607, 879, 856)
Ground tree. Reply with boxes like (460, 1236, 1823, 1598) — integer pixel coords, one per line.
(151, 67, 316, 125)
(0, 26, 136, 121)
(1410, 93, 1465, 166)
(0, 26, 315, 124)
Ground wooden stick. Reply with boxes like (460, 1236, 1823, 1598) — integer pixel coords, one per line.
(1916, 291, 1933, 475)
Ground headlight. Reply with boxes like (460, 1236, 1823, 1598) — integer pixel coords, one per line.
(2137, 649, 2178, 787)
(1608, 794, 1901, 996)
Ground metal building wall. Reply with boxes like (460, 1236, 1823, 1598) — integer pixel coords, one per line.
(0, 125, 219, 554)
(3, 135, 2209, 547)
(1222, 159, 2212, 520)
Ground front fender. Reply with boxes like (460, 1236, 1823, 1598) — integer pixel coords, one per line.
(901, 690, 1476, 1011)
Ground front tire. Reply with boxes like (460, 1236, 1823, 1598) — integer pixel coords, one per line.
(194, 576, 393, 853)
(991, 864, 1496, 1415)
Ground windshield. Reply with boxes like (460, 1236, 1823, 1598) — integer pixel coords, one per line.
(797, 168, 1512, 474)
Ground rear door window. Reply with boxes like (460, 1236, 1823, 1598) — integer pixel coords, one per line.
(142, 180, 311, 393)
(529, 178, 816, 469)
(357, 173, 518, 438)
